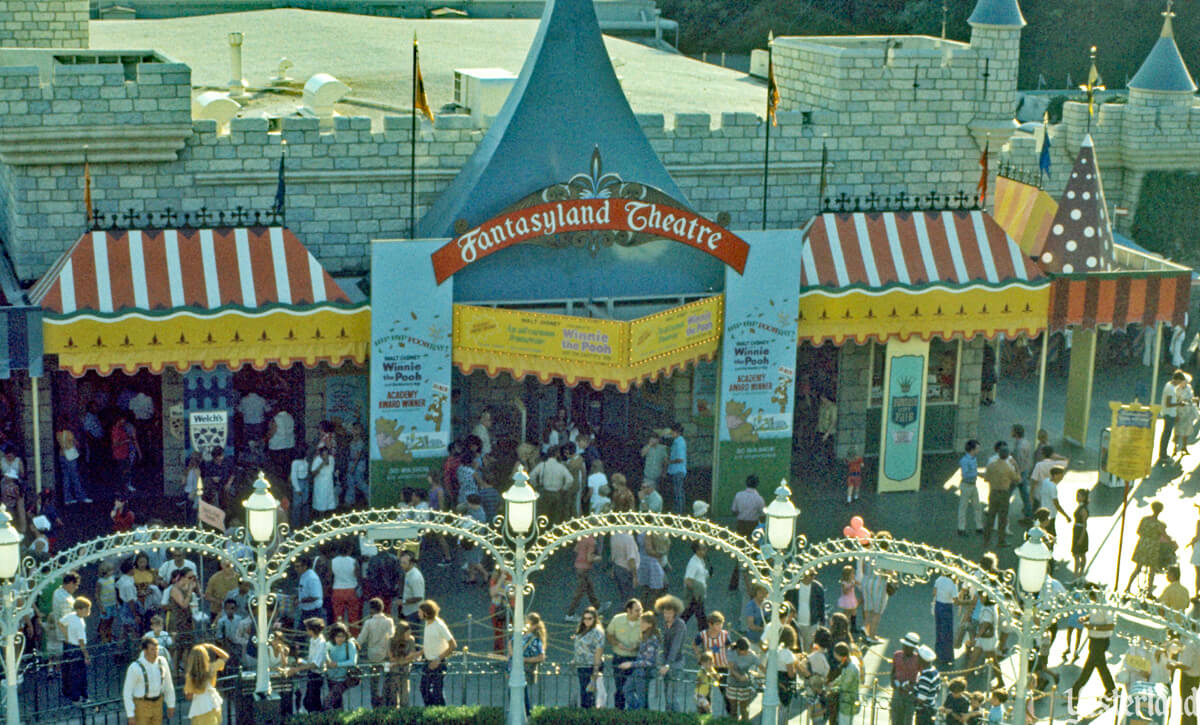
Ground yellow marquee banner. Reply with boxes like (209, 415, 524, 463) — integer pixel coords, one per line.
(455, 305, 624, 365)
(453, 297, 723, 390)
(629, 297, 721, 364)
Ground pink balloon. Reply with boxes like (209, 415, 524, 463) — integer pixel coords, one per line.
(850, 516, 865, 530)
(842, 525, 855, 538)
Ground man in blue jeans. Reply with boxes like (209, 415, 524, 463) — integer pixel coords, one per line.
(666, 422, 687, 514)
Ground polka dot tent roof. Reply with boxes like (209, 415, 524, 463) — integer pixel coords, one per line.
(1039, 135, 1116, 275)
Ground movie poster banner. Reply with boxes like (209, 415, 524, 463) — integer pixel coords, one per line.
(715, 232, 800, 515)
(370, 239, 453, 506)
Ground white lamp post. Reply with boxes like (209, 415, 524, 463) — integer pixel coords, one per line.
(502, 466, 538, 725)
(1011, 531, 1051, 725)
(760, 482, 800, 725)
(243, 473, 278, 697)
(0, 505, 23, 725)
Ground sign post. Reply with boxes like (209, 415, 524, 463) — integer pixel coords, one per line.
(1107, 400, 1160, 585)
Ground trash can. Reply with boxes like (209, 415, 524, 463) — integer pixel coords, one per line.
(1098, 427, 1126, 488)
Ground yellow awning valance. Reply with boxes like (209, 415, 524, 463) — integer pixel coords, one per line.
(453, 296, 723, 390)
(798, 284, 1050, 345)
(44, 305, 370, 376)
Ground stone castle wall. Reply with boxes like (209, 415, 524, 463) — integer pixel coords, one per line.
(0, 1, 88, 48)
(0, 56, 1004, 281)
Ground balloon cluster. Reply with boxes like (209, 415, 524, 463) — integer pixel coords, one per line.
(843, 515, 871, 540)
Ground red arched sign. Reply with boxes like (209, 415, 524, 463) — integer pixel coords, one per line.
(430, 198, 750, 284)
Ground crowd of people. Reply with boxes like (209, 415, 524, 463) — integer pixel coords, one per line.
(10, 393, 1200, 725)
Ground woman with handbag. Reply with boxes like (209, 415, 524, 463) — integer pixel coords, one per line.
(324, 622, 359, 710)
(518, 613, 547, 715)
(1125, 501, 1169, 593)
(184, 643, 229, 725)
(571, 606, 605, 708)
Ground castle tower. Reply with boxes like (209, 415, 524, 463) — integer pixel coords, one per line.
(967, 0, 1025, 147)
(0, 0, 88, 48)
(1128, 1, 1196, 109)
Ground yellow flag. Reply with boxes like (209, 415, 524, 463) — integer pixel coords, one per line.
(414, 39, 434, 123)
(767, 56, 780, 126)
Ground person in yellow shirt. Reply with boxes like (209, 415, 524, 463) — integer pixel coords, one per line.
(694, 651, 719, 713)
(1159, 565, 1191, 612)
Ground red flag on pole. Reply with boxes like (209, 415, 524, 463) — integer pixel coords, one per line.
(976, 140, 989, 204)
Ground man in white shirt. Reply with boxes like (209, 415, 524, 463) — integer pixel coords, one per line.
(268, 406, 296, 476)
(358, 597, 396, 706)
(47, 572, 80, 658)
(294, 618, 328, 713)
(296, 556, 324, 621)
(682, 542, 709, 630)
(123, 635, 176, 724)
(531, 446, 574, 525)
(1070, 604, 1115, 704)
(238, 391, 270, 441)
(399, 550, 425, 630)
(472, 409, 493, 458)
(729, 475, 766, 591)
(931, 574, 957, 667)
(1160, 370, 1188, 462)
(157, 550, 198, 586)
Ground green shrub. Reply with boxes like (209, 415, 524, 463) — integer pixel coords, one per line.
(286, 706, 503, 725)
(287, 706, 742, 725)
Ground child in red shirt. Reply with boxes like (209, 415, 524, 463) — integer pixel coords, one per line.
(846, 448, 863, 503)
(110, 497, 135, 532)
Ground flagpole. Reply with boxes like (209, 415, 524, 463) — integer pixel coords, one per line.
(761, 39, 773, 231)
(411, 36, 419, 239)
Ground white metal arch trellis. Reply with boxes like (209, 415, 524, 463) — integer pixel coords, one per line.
(792, 536, 1020, 619)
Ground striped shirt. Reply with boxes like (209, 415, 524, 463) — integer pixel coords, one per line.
(915, 665, 942, 709)
(694, 628, 730, 668)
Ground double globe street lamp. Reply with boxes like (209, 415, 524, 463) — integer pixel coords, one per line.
(1010, 529, 1052, 725)
(760, 481, 802, 725)
(242, 474, 280, 700)
(501, 466, 539, 725)
(0, 506, 21, 725)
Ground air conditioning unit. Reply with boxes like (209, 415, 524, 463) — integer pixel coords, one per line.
(452, 68, 518, 127)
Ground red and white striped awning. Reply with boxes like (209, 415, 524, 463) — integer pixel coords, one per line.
(31, 226, 369, 376)
(31, 226, 350, 314)
(801, 210, 1044, 290)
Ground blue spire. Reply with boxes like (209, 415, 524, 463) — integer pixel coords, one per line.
(1129, 2, 1196, 93)
(967, 0, 1026, 28)
(417, 0, 688, 238)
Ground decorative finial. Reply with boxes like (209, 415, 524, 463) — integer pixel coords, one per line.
(512, 464, 530, 488)
(1163, 0, 1176, 36)
(775, 479, 792, 500)
(254, 470, 270, 493)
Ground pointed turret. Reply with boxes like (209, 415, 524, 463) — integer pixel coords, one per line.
(967, 0, 1026, 29)
(417, 0, 687, 238)
(1129, 1, 1196, 93)
(1039, 136, 1116, 275)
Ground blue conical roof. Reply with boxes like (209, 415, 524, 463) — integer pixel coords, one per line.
(967, 0, 1026, 28)
(417, 0, 688, 238)
(1129, 14, 1197, 92)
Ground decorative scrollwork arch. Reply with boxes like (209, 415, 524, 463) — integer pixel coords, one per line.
(8, 526, 253, 627)
(792, 537, 1019, 619)
(265, 509, 518, 586)
(1036, 589, 1200, 643)
(522, 512, 773, 588)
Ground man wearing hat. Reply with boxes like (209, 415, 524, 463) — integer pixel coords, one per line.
(890, 632, 922, 725)
(913, 645, 942, 725)
(122, 635, 176, 725)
